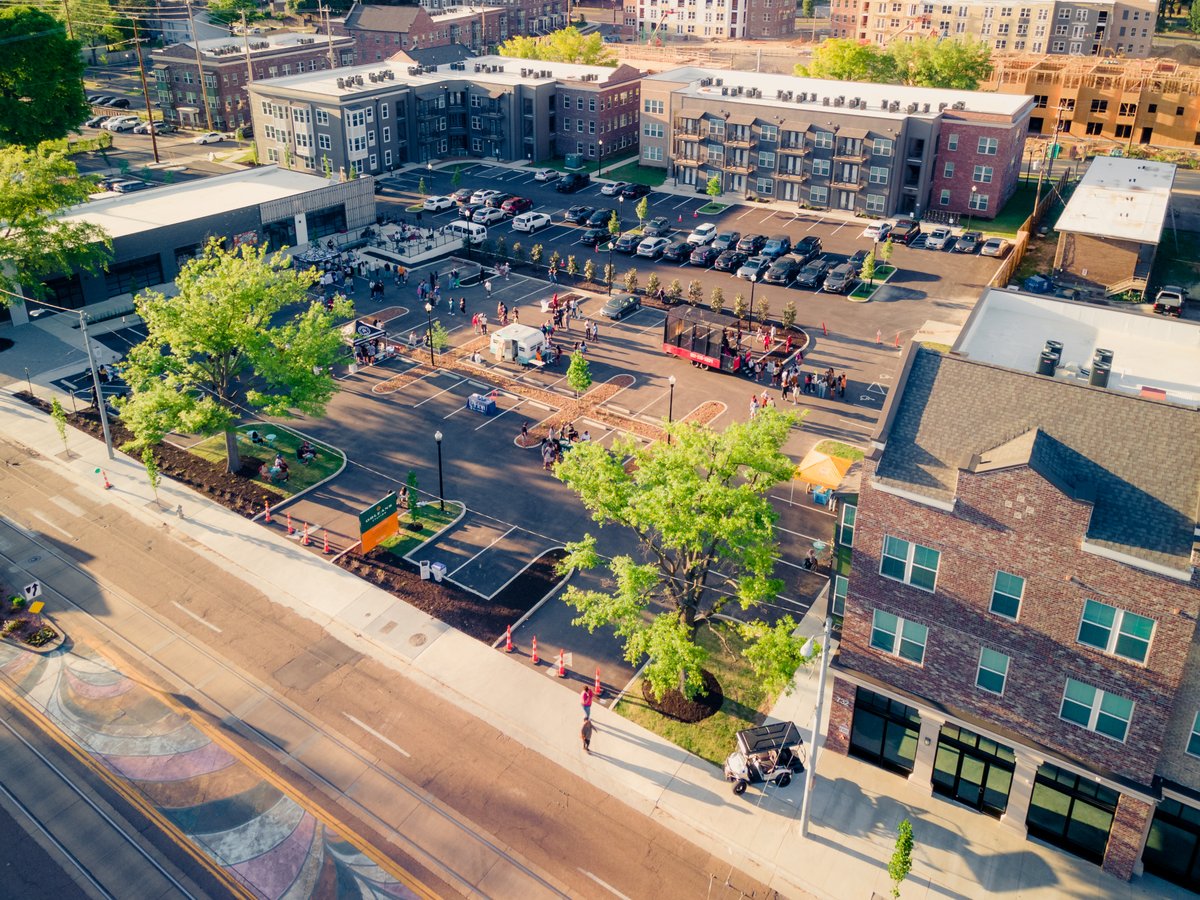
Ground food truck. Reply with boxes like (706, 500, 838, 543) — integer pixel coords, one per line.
(489, 322, 548, 366)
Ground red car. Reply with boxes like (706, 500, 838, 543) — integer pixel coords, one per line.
(500, 196, 533, 215)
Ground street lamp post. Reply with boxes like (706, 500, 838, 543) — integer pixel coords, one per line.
(966, 185, 978, 234)
(799, 614, 834, 839)
(667, 375, 676, 445)
(606, 196, 625, 296)
(424, 301, 435, 366)
(434, 430, 445, 512)
(597, 138, 604, 178)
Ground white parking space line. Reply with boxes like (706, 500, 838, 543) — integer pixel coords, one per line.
(412, 376, 467, 407)
(831, 222, 848, 235)
(670, 197, 692, 210)
(758, 213, 776, 224)
(474, 396, 527, 428)
(807, 217, 824, 231)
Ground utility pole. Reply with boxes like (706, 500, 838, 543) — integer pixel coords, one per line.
(185, 2, 215, 131)
(60, 0, 74, 39)
(131, 18, 161, 164)
(79, 313, 114, 459)
(799, 614, 833, 839)
(320, 1, 337, 70)
(241, 12, 255, 83)
(1033, 102, 1066, 216)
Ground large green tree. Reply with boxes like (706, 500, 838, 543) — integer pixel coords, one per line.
(0, 144, 110, 301)
(890, 37, 992, 90)
(0, 7, 89, 146)
(498, 26, 616, 65)
(118, 241, 352, 472)
(554, 408, 815, 700)
(796, 38, 895, 83)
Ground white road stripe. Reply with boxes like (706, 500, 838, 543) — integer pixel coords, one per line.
(578, 869, 633, 899)
(170, 600, 222, 633)
(448, 525, 516, 577)
(343, 714, 411, 758)
(412, 377, 466, 407)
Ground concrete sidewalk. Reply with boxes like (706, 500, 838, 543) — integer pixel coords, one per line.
(0, 387, 1186, 900)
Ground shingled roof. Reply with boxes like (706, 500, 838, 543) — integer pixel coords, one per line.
(874, 348, 1200, 573)
(345, 4, 424, 32)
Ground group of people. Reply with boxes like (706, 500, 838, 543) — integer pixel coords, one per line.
(260, 452, 290, 485)
(355, 338, 393, 367)
(471, 312, 491, 334)
(748, 364, 849, 409)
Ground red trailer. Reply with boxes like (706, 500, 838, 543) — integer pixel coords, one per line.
(662, 306, 745, 373)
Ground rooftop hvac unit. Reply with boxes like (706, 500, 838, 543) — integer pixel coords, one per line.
(834, 96, 844, 106)
(337, 77, 346, 89)
(952, 100, 966, 110)
(889, 101, 899, 112)
(699, 77, 712, 86)
(907, 102, 918, 113)
(822, 96, 830, 106)
(922, 103, 930, 112)
(721, 87, 729, 95)
(939, 102, 948, 111)
(715, 78, 723, 85)
(474, 64, 482, 72)
(784, 91, 793, 101)
(776, 90, 785, 99)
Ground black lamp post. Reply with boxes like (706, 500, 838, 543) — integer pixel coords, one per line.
(434, 430, 445, 512)
(966, 185, 978, 234)
(597, 138, 604, 178)
(424, 301, 435, 366)
(667, 375, 676, 445)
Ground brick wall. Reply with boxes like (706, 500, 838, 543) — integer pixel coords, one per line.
(839, 458, 1200, 787)
(827, 677, 857, 755)
(1155, 637, 1200, 788)
(1055, 233, 1141, 289)
(1103, 793, 1154, 880)
(926, 117, 1026, 220)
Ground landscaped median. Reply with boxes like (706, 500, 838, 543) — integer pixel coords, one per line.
(185, 424, 344, 498)
(848, 264, 897, 302)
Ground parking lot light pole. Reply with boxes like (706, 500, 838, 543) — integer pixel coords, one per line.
(966, 185, 978, 234)
(667, 375, 676, 445)
(424, 301, 435, 366)
(799, 613, 833, 839)
(597, 138, 604, 178)
(434, 430, 445, 512)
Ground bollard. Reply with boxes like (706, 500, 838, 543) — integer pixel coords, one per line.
(556, 649, 566, 678)
(96, 468, 112, 490)
(894, 332, 901, 348)
(287, 513, 294, 536)
(531, 636, 539, 664)
(505, 625, 514, 653)
(264, 500, 272, 524)
(822, 321, 827, 336)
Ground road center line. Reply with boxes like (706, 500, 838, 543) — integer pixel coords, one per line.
(170, 601, 222, 633)
(578, 869, 633, 900)
(343, 714, 411, 758)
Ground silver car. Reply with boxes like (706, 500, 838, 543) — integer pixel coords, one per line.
(925, 226, 955, 250)
(736, 255, 770, 281)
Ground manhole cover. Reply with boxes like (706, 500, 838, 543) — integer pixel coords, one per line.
(409, 633, 427, 647)
(25, 556, 41, 564)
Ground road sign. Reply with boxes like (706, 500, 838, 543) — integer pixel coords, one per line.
(359, 492, 399, 553)
(22, 582, 42, 602)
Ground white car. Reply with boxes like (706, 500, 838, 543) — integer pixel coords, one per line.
(472, 206, 506, 225)
(103, 116, 141, 132)
(924, 226, 955, 250)
(861, 222, 892, 241)
(687, 222, 718, 245)
(423, 195, 455, 212)
(512, 211, 552, 233)
(532, 168, 560, 182)
(470, 188, 503, 205)
(736, 255, 770, 281)
(192, 131, 225, 144)
(600, 181, 630, 196)
(636, 236, 670, 258)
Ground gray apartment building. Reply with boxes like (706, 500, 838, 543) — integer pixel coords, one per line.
(638, 67, 1033, 220)
(246, 56, 643, 175)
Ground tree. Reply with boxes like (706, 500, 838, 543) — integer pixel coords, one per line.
(549, 249, 562, 271)
(0, 145, 111, 301)
(141, 446, 161, 501)
(623, 268, 639, 294)
(118, 241, 351, 474)
(429, 319, 450, 355)
(635, 195, 649, 225)
(608, 209, 622, 240)
(531, 243, 544, 265)
(733, 293, 749, 324)
(497, 27, 616, 65)
(687, 279, 704, 306)
(801, 0, 815, 16)
(1191, 0, 1200, 31)
(782, 299, 797, 331)
(451, 165, 463, 189)
(796, 38, 895, 83)
(861, 249, 877, 284)
(417, 176, 427, 197)
(667, 278, 683, 302)
(207, 0, 261, 25)
(0, 7, 89, 147)
(889, 37, 991, 90)
(756, 296, 771, 326)
(566, 350, 592, 396)
(584, 258, 597, 284)
(511, 241, 525, 264)
(646, 271, 661, 297)
(889, 819, 914, 899)
(495, 235, 508, 260)
(50, 396, 68, 453)
(880, 237, 895, 265)
(710, 285, 724, 315)
(495, 34, 541, 58)
(554, 408, 810, 700)
(705, 175, 722, 200)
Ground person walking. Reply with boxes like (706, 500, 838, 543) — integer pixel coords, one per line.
(580, 686, 593, 720)
(581, 717, 594, 754)
(485, 279, 493, 301)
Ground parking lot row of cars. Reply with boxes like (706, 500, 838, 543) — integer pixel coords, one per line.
(864, 218, 1010, 257)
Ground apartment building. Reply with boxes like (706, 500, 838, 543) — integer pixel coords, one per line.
(246, 56, 642, 175)
(638, 67, 1032, 220)
(151, 32, 357, 131)
(830, 0, 1158, 58)
(626, 0, 796, 41)
(985, 54, 1200, 150)
(827, 288, 1200, 886)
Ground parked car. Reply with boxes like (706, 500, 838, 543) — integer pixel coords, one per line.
(890, 218, 921, 245)
(761, 235, 792, 260)
(423, 195, 455, 212)
(600, 181, 629, 196)
(600, 293, 640, 319)
(713, 250, 748, 272)
(736, 234, 767, 254)
(103, 116, 141, 132)
(556, 172, 591, 193)
(794, 258, 834, 289)
(1153, 286, 1187, 317)
(687, 222, 717, 245)
(451, 188, 473, 204)
(614, 232, 642, 253)
(104, 97, 131, 109)
(643, 216, 671, 238)
(711, 230, 741, 252)
(662, 240, 693, 262)
(472, 206, 506, 225)
(637, 236, 670, 259)
(763, 258, 802, 285)
(85, 94, 104, 103)
(823, 263, 859, 294)
(192, 131, 225, 144)
(512, 211, 551, 233)
(85, 115, 112, 128)
(861, 222, 892, 241)
(484, 193, 515, 209)
(954, 231, 984, 253)
(459, 203, 485, 221)
(620, 183, 652, 200)
(792, 235, 822, 264)
(111, 180, 151, 193)
(564, 204, 596, 224)
(924, 226, 955, 250)
(532, 168, 560, 181)
(736, 255, 770, 281)
(980, 237, 1010, 258)
(848, 249, 869, 273)
(586, 208, 617, 229)
(133, 121, 176, 134)
(689, 245, 720, 267)
(579, 227, 607, 246)
(470, 188, 504, 205)
(500, 196, 533, 215)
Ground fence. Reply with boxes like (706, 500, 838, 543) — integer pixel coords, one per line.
(988, 171, 1071, 288)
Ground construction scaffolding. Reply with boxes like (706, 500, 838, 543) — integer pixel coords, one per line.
(985, 53, 1200, 96)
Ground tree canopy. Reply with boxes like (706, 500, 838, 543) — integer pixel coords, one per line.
(497, 27, 616, 66)
(118, 241, 351, 472)
(0, 7, 90, 146)
(0, 144, 110, 302)
(795, 37, 992, 90)
(554, 408, 816, 700)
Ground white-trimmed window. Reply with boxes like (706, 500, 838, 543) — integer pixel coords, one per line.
(1077, 599, 1154, 664)
(839, 503, 856, 547)
(865, 193, 885, 213)
(814, 130, 834, 149)
(869, 166, 888, 184)
(969, 192, 989, 211)
(943, 161, 955, 178)
(939, 189, 950, 205)
(870, 610, 929, 664)
(1188, 712, 1200, 758)
(973, 165, 993, 183)
(947, 133, 959, 150)
(976, 647, 1009, 694)
(809, 185, 828, 204)
(880, 535, 940, 591)
(832, 575, 848, 617)
(643, 122, 664, 138)
(872, 137, 893, 157)
(315, 109, 329, 125)
(643, 98, 664, 113)
(977, 136, 999, 154)
(756, 177, 774, 194)
(318, 134, 331, 150)
(643, 145, 664, 161)
(812, 158, 831, 177)
(1060, 678, 1133, 742)
(759, 124, 778, 142)
(990, 571, 1024, 619)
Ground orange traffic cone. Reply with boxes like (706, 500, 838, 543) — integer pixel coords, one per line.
(97, 468, 112, 490)
(322, 530, 331, 554)
(822, 321, 828, 336)
(594, 667, 603, 698)
(264, 500, 272, 524)
(531, 636, 539, 664)
(504, 625, 514, 653)
(556, 649, 566, 678)
(894, 332, 901, 348)
(287, 513, 294, 536)
(301, 523, 311, 546)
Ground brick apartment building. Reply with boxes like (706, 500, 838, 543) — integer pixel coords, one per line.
(830, 0, 1158, 57)
(152, 32, 357, 131)
(985, 54, 1200, 150)
(827, 288, 1200, 887)
(627, 0, 796, 41)
(247, 55, 642, 174)
(638, 67, 1031, 219)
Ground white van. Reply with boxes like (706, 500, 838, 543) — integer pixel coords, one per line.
(446, 221, 487, 245)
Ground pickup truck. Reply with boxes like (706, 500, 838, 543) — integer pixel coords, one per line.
(1153, 286, 1187, 317)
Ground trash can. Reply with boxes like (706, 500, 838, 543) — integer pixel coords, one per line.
(430, 562, 447, 583)
(420, 560, 431, 580)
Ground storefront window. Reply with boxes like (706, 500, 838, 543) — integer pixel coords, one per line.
(1026, 763, 1118, 864)
(930, 724, 1014, 818)
(849, 688, 921, 776)
(1144, 798, 1200, 890)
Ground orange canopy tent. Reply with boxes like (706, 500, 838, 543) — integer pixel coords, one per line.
(794, 448, 854, 491)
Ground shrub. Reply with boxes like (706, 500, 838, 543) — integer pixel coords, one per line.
(646, 272, 661, 297)
(583, 258, 597, 284)
(668, 278, 683, 302)
(623, 268, 639, 294)
(26, 626, 58, 647)
(710, 286, 724, 315)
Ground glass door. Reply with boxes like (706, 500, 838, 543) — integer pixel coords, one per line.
(955, 755, 986, 809)
(930, 725, 1014, 818)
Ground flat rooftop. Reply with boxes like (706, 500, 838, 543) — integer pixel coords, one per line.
(157, 30, 351, 60)
(646, 67, 1031, 121)
(953, 288, 1200, 407)
(63, 167, 336, 239)
(1054, 156, 1175, 245)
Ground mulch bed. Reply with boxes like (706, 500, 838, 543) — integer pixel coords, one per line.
(336, 547, 567, 643)
(515, 374, 635, 448)
(640, 668, 723, 723)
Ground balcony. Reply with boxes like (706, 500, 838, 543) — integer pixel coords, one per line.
(777, 170, 807, 181)
(723, 160, 752, 173)
(675, 156, 701, 167)
(779, 143, 810, 156)
(830, 180, 863, 191)
(676, 130, 703, 142)
(834, 149, 868, 163)
(725, 132, 756, 148)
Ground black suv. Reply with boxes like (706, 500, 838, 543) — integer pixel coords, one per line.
(564, 205, 596, 224)
(736, 234, 767, 254)
(556, 172, 591, 193)
(614, 232, 641, 253)
(620, 183, 652, 200)
(794, 258, 834, 289)
(763, 258, 802, 285)
(793, 236, 822, 265)
(823, 263, 858, 294)
(587, 208, 617, 228)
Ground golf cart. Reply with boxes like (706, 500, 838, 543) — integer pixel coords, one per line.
(724, 722, 805, 795)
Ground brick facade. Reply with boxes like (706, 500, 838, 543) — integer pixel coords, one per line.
(1103, 794, 1155, 880)
(827, 677, 856, 756)
(925, 114, 1025, 220)
(553, 72, 641, 161)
